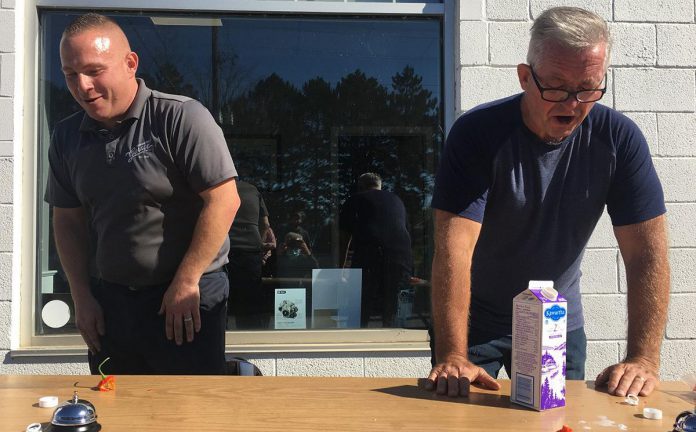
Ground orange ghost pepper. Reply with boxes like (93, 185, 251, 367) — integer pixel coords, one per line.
(97, 357, 116, 392)
(556, 426, 573, 432)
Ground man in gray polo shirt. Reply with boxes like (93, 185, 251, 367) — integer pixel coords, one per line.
(45, 13, 240, 374)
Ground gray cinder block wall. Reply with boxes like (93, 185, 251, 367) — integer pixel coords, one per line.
(0, 0, 694, 379)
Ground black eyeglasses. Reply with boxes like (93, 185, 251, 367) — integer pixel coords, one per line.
(529, 66, 607, 103)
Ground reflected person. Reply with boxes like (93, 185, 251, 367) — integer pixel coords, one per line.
(339, 173, 413, 327)
(45, 13, 240, 374)
(426, 7, 669, 397)
(227, 179, 271, 329)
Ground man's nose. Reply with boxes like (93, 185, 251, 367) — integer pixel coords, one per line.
(76, 74, 93, 93)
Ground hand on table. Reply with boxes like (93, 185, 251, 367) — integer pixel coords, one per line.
(74, 293, 105, 354)
(595, 358, 659, 396)
(159, 280, 201, 345)
(423, 353, 500, 397)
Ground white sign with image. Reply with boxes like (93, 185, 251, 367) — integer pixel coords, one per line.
(274, 288, 306, 329)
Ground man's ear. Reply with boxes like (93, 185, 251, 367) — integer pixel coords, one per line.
(125, 51, 139, 75)
(517, 64, 530, 92)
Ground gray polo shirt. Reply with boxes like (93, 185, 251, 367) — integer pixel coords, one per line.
(45, 79, 238, 286)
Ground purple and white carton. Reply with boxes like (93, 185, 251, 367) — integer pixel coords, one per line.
(511, 280, 567, 411)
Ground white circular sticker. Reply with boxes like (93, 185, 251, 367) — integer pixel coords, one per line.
(41, 300, 71, 329)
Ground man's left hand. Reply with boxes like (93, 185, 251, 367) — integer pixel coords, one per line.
(595, 358, 659, 396)
(159, 280, 201, 345)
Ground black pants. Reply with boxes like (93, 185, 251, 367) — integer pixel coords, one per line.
(355, 251, 411, 327)
(227, 250, 267, 329)
(88, 271, 229, 375)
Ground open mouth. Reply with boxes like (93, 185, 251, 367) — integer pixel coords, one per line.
(554, 115, 574, 125)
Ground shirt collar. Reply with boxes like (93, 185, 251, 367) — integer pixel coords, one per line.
(79, 78, 152, 133)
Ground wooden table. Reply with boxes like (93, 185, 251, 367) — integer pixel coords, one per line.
(0, 376, 693, 431)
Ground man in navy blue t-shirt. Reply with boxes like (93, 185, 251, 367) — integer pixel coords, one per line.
(424, 6, 669, 398)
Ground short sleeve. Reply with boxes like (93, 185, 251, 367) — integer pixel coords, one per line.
(170, 100, 238, 192)
(606, 119, 666, 226)
(44, 129, 82, 208)
(431, 116, 492, 222)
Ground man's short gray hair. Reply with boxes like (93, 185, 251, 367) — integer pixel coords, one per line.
(527, 7, 611, 69)
(63, 13, 122, 38)
(357, 172, 382, 191)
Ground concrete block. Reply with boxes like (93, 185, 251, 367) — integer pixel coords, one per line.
(459, 67, 520, 111)
(531, 0, 612, 20)
(580, 249, 619, 294)
(609, 23, 656, 67)
(2, 0, 15, 8)
(0, 98, 12, 141)
(586, 211, 617, 249)
(666, 203, 696, 248)
(622, 112, 658, 155)
(658, 339, 696, 380)
(460, 0, 484, 21)
(0, 157, 11, 203)
(364, 352, 431, 378)
(0, 252, 9, 301)
(487, 0, 528, 21)
(615, 68, 695, 112)
(0, 351, 90, 375)
(585, 341, 620, 380)
(654, 158, 696, 203)
(0, 205, 10, 251)
(658, 113, 696, 157)
(0, 141, 10, 157)
(489, 22, 531, 66)
(658, 24, 696, 67)
(670, 249, 696, 293)
(583, 294, 627, 340)
(0, 10, 13, 52)
(666, 294, 696, 339)
(0, 301, 8, 349)
(459, 22, 488, 66)
(0, 53, 13, 97)
(276, 353, 364, 376)
(615, 0, 694, 23)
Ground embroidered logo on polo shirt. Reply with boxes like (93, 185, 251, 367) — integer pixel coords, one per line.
(126, 140, 154, 163)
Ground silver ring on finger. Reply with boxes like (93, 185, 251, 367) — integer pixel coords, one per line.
(183, 316, 193, 322)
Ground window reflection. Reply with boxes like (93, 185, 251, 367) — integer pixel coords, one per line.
(38, 11, 442, 334)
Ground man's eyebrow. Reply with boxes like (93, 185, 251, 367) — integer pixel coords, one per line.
(61, 62, 105, 72)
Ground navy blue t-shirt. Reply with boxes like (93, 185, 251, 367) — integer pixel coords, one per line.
(431, 94, 665, 335)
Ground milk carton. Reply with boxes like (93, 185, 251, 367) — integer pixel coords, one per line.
(511, 280, 567, 411)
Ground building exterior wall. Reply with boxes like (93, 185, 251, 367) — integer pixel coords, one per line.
(0, 0, 694, 379)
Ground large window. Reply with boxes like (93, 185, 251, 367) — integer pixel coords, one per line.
(35, 8, 446, 341)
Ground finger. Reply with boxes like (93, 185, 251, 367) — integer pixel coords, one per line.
(193, 309, 202, 333)
(447, 374, 460, 397)
(459, 376, 471, 397)
(472, 368, 501, 390)
(436, 374, 449, 395)
(96, 312, 106, 337)
(613, 370, 637, 397)
(174, 314, 184, 345)
(638, 378, 657, 396)
(595, 369, 608, 386)
(425, 368, 440, 391)
(185, 316, 195, 343)
(625, 375, 646, 397)
(165, 312, 174, 341)
(606, 367, 625, 394)
(81, 332, 96, 354)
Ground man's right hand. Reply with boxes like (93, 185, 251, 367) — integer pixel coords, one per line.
(74, 293, 105, 354)
(423, 353, 500, 397)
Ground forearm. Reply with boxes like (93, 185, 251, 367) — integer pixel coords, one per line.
(431, 250, 471, 362)
(618, 215, 670, 367)
(52, 208, 92, 304)
(174, 181, 239, 285)
(625, 246, 670, 366)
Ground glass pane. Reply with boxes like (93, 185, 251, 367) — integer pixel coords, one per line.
(37, 11, 443, 334)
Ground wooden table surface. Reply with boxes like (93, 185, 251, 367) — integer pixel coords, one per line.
(0, 376, 693, 431)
